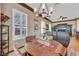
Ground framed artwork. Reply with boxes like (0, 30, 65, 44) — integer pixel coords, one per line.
(34, 19, 39, 30)
(34, 19, 39, 36)
(46, 24, 49, 30)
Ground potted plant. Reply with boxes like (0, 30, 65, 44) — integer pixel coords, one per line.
(0, 13, 10, 25)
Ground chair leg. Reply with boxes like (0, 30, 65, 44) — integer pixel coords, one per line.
(27, 53, 32, 56)
(65, 51, 67, 56)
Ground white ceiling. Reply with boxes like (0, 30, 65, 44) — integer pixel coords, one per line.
(26, 3, 79, 21)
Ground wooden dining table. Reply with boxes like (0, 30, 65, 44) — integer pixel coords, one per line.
(25, 37, 67, 56)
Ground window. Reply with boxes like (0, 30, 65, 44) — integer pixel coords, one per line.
(12, 9, 28, 41)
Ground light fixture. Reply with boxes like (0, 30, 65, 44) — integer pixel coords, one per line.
(59, 16, 67, 20)
(34, 3, 53, 18)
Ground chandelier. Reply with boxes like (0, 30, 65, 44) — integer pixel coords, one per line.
(34, 3, 53, 18)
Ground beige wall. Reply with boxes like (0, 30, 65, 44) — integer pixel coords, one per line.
(0, 4, 3, 24)
(0, 4, 1, 13)
(52, 20, 77, 36)
(1, 3, 52, 51)
(0, 4, 1, 24)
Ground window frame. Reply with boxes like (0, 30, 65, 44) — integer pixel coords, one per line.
(12, 9, 28, 41)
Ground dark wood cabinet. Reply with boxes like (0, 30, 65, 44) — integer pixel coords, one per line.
(76, 31, 79, 40)
(0, 25, 9, 56)
(53, 24, 72, 36)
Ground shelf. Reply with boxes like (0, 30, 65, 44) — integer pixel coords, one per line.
(2, 32, 8, 34)
(0, 25, 9, 56)
(2, 39, 8, 41)
(3, 45, 8, 48)
(0, 25, 9, 27)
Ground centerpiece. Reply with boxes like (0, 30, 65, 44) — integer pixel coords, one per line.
(0, 13, 10, 25)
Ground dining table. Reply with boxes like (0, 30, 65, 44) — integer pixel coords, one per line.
(25, 36, 67, 56)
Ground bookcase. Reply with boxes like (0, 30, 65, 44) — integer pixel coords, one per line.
(0, 25, 9, 56)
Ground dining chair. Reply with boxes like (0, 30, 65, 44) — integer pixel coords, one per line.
(13, 43, 30, 56)
(13, 39, 31, 56)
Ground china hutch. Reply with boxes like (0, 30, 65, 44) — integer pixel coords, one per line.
(0, 25, 9, 56)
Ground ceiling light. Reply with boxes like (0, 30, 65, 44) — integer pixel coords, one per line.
(34, 3, 53, 18)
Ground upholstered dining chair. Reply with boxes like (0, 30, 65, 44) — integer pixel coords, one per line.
(13, 43, 29, 56)
(13, 38, 31, 56)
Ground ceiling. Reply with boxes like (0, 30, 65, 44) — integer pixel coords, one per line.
(26, 3, 79, 21)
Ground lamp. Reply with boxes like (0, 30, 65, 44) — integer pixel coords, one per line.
(34, 3, 53, 18)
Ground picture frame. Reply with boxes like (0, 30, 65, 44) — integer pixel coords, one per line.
(34, 19, 39, 30)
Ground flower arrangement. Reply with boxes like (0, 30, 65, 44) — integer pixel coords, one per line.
(0, 13, 10, 23)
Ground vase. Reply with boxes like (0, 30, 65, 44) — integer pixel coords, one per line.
(1, 21, 6, 25)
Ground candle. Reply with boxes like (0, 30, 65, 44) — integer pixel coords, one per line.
(34, 8, 37, 12)
(42, 3, 45, 9)
(50, 7, 53, 12)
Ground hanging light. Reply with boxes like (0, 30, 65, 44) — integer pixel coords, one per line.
(42, 3, 45, 9)
(34, 8, 37, 13)
(50, 7, 53, 14)
(34, 3, 53, 18)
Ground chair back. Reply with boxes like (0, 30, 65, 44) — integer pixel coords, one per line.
(13, 44, 22, 56)
(13, 39, 29, 56)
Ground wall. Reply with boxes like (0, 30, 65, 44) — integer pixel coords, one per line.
(0, 4, 1, 55)
(52, 20, 76, 36)
(0, 3, 2, 24)
(1, 3, 52, 51)
(0, 4, 1, 14)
